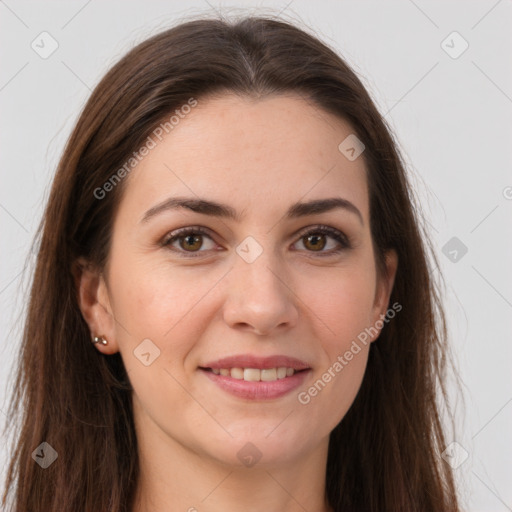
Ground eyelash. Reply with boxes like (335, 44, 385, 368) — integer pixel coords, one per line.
(161, 225, 351, 258)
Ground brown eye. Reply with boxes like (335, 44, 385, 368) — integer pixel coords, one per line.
(162, 227, 216, 257)
(302, 233, 327, 251)
(162, 225, 350, 259)
(179, 233, 203, 252)
(293, 225, 351, 256)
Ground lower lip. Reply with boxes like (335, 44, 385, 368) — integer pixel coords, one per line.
(200, 368, 311, 400)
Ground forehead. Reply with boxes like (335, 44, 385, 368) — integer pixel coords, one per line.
(118, 93, 369, 224)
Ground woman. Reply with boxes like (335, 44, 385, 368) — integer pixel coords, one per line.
(1, 14, 461, 512)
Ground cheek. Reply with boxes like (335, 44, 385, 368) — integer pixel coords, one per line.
(303, 264, 377, 350)
(108, 261, 222, 373)
(291, 265, 376, 418)
(109, 259, 204, 333)
(319, 345, 370, 432)
(108, 265, 207, 424)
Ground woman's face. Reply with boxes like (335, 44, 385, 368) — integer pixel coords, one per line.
(80, 93, 397, 468)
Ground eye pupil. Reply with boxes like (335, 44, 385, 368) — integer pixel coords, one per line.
(304, 234, 326, 251)
(181, 234, 202, 251)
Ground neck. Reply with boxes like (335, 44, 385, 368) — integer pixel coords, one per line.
(130, 415, 333, 512)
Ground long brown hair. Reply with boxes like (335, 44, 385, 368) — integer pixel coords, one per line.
(1, 14, 462, 512)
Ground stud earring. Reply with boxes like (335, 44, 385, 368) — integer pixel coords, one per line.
(91, 335, 108, 346)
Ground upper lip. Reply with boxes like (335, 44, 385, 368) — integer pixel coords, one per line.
(200, 354, 311, 370)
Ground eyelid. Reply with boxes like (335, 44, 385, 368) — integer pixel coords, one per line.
(161, 224, 352, 257)
(160, 225, 216, 252)
(294, 224, 351, 247)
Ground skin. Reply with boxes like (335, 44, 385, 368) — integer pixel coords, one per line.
(76, 93, 398, 512)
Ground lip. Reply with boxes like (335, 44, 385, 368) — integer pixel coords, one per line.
(199, 367, 311, 400)
(201, 354, 311, 371)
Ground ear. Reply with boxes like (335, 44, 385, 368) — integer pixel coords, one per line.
(369, 249, 398, 342)
(72, 257, 119, 354)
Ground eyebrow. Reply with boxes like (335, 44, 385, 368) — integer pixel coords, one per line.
(140, 196, 364, 225)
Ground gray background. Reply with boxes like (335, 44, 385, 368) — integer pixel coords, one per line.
(1, 1, 511, 510)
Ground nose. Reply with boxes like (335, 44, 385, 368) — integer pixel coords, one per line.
(222, 250, 299, 336)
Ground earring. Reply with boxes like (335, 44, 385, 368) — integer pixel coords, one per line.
(92, 335, 108, 346)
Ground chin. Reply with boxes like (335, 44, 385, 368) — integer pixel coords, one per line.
(204, 429, 310, 469)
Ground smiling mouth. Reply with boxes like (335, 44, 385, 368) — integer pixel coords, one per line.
(199, 367, 308, 382)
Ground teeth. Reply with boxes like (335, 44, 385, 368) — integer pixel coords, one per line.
(211, 367, 299, 382)
(260, 369, 277, 381)
(277, 367, 287, 379)
(244, 368, 260, 381)
(231, 367, 244, 380)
